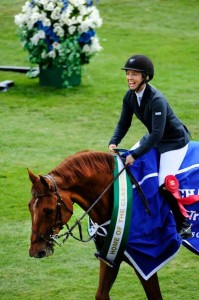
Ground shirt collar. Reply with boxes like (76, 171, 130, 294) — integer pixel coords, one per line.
(135, 86, 146, 106)
(135, 85, 146, 99)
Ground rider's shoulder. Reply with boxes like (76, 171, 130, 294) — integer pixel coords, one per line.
(147, 84, 167, 101)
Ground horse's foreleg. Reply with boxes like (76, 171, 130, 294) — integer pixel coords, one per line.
(95, 261, 120, 300)
(135, 269, 163, 300)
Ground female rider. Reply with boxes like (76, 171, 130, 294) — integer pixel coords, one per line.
(108, 54, 192, 239)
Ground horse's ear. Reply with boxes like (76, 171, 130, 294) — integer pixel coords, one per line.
(39, 175, 50, 189)
(28, 169, 38, 184)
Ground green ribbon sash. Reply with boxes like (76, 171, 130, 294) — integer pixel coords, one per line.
(101, 156, 133, 265)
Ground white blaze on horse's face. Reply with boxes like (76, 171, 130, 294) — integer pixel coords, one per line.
(33, 198, 39, 223)
(29, 194, 57, 258)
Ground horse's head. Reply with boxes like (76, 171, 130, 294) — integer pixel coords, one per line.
(28, 169, 73, 258)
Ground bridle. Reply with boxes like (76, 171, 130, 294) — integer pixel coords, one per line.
(31, 174, 73, 245)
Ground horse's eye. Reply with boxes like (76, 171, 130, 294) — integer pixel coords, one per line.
(44, 208, 54, 216)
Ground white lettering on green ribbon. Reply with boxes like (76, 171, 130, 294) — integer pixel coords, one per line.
(106, 157, 128, 261)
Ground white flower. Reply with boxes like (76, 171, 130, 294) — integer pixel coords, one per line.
(79, 20, 90, 34)
(42, 17, 51, 27)
(31, 6, 39, 14)
(46, 2, 55, 11)
(87, 7, 102, 28)
(91, 8, 103, 27)
(69, 0, 85, 6)
(78, 7, 102, 34)
(41, 51, 47, 59)
(92, 36, 103, 52)
(76, 15, 83, 24)
(27, 21, 35, 30)
(38, 30, 45, 38)
(15, 14, 25, 27)
(47, 50, 56, 58)
(78, 5, 87, 16)
(30, 30, 45, 45)
(30, 12, 41, 24)
(39, 0, 48, 6)
(68, 25, 76, 35)
(82, 37, 102, 54)
(30, 35, 39, 46)
(53, 24, 64, 37)
(52, 42, 60, 50)
(51, 7, 61, 20)
(22, 1, 32, 14)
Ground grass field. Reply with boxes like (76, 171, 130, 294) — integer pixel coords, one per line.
(0, 0, 199, 299)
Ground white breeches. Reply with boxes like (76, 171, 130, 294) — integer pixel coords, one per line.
(130, 141, 141, 151)
(130, 142, 189, 187)
(158, 144, 188, 186)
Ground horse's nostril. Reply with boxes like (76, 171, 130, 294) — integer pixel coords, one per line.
(37, 250, 46, 258)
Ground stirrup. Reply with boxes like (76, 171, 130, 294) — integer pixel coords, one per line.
(95, 253, 116, 268)
(178, 225, 192, 239)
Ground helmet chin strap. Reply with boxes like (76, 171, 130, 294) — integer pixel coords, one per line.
(135, 80, 145, 92)
(134, 73, 148, 92)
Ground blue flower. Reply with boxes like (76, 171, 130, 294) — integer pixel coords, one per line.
(30, 0, 35, 8)
(61, 0, 68, 12)
(86, 0, 93, 6)
(37, 21, 58, 41)
(37, 21, 59, 51)
(78, 29, 95, 44)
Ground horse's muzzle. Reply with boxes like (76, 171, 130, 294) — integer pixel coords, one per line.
(29, 245, 54, 258)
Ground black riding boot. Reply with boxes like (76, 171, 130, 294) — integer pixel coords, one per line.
(160, 186, 192, 239)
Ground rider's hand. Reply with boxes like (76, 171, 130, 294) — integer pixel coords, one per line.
(109, 144, 117, 154)
(125, 154, 135, 166)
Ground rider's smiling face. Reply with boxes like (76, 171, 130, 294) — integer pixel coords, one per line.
(126, 70, 144, 91)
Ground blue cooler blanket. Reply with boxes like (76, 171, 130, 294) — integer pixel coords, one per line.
(122, 141, 199, 280)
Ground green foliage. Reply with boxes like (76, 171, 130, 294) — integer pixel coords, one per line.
(0, 0, 199, 299)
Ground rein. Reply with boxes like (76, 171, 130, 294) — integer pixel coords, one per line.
(31, 165, 126, 246)
(50, 164, 127, 246)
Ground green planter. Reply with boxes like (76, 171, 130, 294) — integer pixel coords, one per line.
(39, 65, 81, 87)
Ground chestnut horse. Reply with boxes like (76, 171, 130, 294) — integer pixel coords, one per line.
(28, 150, 163, 300)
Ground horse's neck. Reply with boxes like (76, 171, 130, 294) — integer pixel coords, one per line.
(53, 171, 113, 224)
(71, 189, 113, 224)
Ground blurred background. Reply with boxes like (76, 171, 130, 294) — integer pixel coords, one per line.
(0, 1, 199, 299)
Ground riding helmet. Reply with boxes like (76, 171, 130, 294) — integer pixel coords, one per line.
(121, 54, 154, 81)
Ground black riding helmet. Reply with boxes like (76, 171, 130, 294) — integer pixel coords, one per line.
(121, 54, 154, 82)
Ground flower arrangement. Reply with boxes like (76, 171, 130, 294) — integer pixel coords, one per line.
(15, 0, 102, 84)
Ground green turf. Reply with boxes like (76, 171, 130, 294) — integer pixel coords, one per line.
(0, 0, 199, 299)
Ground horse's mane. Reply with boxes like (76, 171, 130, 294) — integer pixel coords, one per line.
(51, 151, 115, 184)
